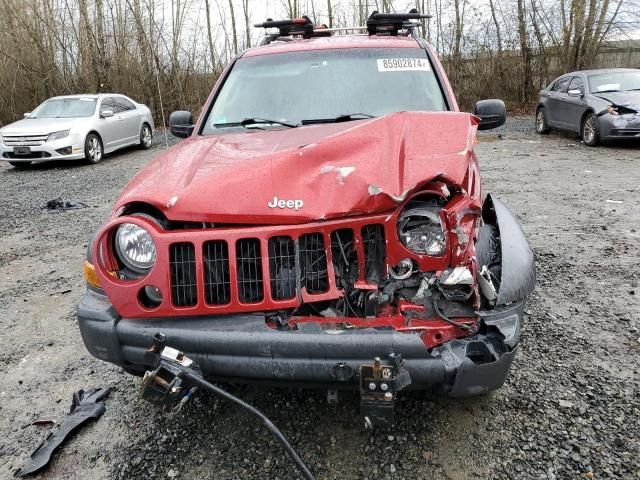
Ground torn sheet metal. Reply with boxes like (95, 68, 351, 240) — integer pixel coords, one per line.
(15, 386, 110, 478)
(114, 111, 478, 224)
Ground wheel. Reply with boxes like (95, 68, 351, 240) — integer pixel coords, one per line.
(84, 133, 103, 164)
(139, 123, 152, 150)
(9, 161, 33, 169)
(535, 108, 550, 134)
(581, 113, 600, 147)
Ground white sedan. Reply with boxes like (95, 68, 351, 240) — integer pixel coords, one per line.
(0, 94, 154, 168)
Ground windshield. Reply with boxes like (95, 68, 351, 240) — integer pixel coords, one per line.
(588, 71, 640, 93)
(30, 97, 98, 118)
(202, 47, 447, 134)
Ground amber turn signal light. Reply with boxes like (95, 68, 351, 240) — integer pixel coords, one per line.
(83, 260, 102, 289)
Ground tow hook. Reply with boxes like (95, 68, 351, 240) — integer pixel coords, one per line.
(140, 333, 316, 480)
(359, 353, 412, 429)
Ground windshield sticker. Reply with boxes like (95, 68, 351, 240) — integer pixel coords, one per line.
(377, 58, 431, 72)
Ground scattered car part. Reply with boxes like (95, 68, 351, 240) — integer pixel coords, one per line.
(42, 197, 88, 213)
(14, 386, 110, 478)
(141, 333, 315, 480)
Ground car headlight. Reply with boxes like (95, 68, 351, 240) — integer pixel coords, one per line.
(47, 129, 70, 142)
(115, 223, 157, 273)
(397, 199, 446, 256)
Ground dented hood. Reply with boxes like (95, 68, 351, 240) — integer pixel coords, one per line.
(116, 111, 478, 224)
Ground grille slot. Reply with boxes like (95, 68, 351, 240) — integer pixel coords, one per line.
(203, 240, 231, 305)
(2, 134, 48, 147)
(330, 229, 358, 288)
(299, 233, 329, 294)
(169, 242, 198, 307)
(236, 238, 264, 303)
(362, 225, 386, 284)
(268, 236, 297, 300)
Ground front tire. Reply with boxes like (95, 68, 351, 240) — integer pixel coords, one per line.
(84, 133, 103, 164)
(581, 113, 600, 147)
(139, 123, 152, 150)
(9, 161, 33, 169)
(535, 108, 550, 134)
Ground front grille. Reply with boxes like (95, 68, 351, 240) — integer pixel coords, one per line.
(362, 224, 386, 284)
(236, 238, 264, 303)
(170, 243, 197, 307)
(203, 240, 230, 305)
(165, 225, 388, 310)
(612, 128, 640, 137)
(268, 236, 297, 300)
(2, 152, 51, 159)
(331, 229, 358, 288)
(299, 233, 329, 294)
(2, 135, 48, 147)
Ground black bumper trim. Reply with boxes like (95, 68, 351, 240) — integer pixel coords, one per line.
(77, 292, 524, 394)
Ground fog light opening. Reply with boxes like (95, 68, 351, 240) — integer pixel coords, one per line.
(139, 285, 162, 309)
(55, 146, 73, 155)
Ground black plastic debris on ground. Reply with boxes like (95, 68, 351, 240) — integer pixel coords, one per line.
(42, 197, 88, 213)
(14, 386, 111, 478)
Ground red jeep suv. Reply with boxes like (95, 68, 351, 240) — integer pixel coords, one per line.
(78, 13, 534, 420)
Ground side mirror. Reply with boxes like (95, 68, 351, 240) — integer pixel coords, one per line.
(568, 89, 583, 97)
(23, 112, 31, 118)
(100, 109, 114, 118)
(474, 99, 507, 131)
(169, 110, 195, 138)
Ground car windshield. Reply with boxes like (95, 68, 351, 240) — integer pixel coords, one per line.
(588, 71, 640, 93)
(202, 47, 447, 134)
(30, 98, 97, 118)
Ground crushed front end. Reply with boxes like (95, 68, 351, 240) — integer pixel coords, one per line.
(78, 176, 535, 403)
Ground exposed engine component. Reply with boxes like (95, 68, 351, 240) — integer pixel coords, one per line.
(397, 196, 446, 256)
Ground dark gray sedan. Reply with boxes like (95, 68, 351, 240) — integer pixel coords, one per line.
(536, 68, 640, 146)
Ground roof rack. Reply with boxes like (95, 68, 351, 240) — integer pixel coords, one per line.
(367, 9, 431, 36)
(254, 16, 318, 43)
(255, 9, 431, 45)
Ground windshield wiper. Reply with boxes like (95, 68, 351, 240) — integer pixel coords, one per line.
(214, 117, 297, 129)
(595, 89, 621, 93)
(300, 113, 376, 125)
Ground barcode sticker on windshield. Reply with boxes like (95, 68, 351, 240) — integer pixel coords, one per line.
(377, 58, 431, 72)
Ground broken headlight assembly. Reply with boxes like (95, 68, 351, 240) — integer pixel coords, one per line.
(607, 104, 637, 116)
(114, 223, 157, 274)
(396, 197, 446, 256)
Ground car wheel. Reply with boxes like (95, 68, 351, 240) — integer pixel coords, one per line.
(535, 108, 550, 134)
(139, 123, 152, 150)
(84, 133, 104, 164)
(9, 161, 33, 169)
(581, 113, 600, 147)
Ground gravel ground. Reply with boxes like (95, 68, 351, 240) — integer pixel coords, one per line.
(0, 120, 638, 480)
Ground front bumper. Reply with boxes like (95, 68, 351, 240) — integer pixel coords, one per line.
(599, 113, 640, 140)
(78, 291, 524, 397)
(0, 137, 85, 161)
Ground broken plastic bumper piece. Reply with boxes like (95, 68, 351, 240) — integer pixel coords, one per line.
(15, 386, 111, 478)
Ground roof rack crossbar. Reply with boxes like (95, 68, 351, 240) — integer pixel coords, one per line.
(367, 9, 431, 36)
(254, 16, 317, 42)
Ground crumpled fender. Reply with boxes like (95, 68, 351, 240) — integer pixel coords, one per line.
(479, 194, 536, 305)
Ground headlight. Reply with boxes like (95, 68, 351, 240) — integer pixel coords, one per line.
(47, 129, 70, 142)
(397, 199, 446, 256)
(115, 223, 157, 273)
